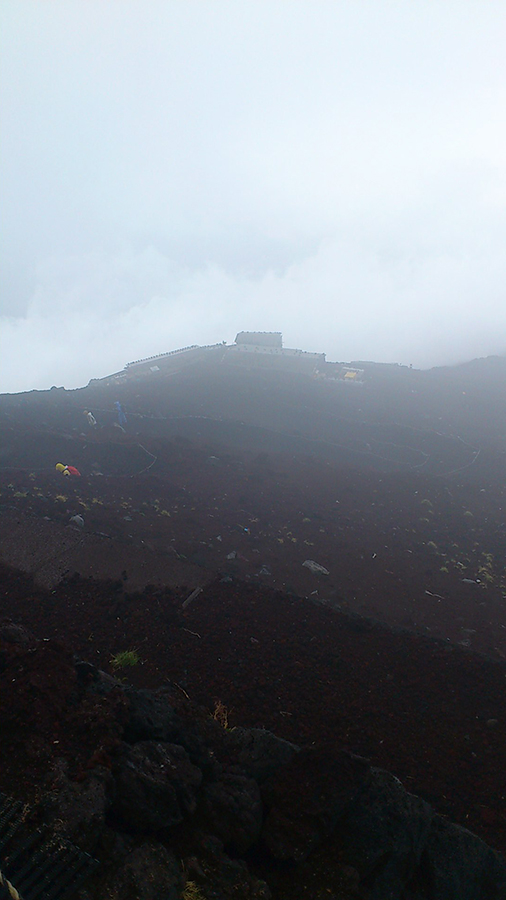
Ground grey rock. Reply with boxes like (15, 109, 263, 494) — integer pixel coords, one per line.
(302, 559, 330, 575)
(69, 514, 84, 528)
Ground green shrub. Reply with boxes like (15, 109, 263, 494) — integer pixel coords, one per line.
(110, 649, 140, 670)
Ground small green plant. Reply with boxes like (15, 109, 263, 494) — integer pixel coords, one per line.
(426, 541, 438, 552)
(110, 649, 140, 670)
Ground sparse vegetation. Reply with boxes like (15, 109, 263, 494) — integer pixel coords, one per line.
(182, 882, 206, 900)
(110, 649, 140, 670)
(212, 700, 231, 729)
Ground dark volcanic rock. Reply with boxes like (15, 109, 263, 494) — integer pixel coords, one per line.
(42, 762, 114, 853)
(123, 686, 213, 774)
(0, 620, 34, 646)
(122, 688, 181, 743)
(222, 726, 300, 783)
(407, 815, 506, 900)
(336, 768, 434, 897)
(111, 740, 203, 832)
(101, 840, 183, 900)
(334, 768, 506, 900)
(201, 771, 263, 854)
(189, 847, 272, 900)
(261, 747, 370, 861)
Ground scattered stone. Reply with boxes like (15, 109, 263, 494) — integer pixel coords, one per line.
(182, 586, 203, 610)
(302, 560, 330, 575)
(0, 622, 33, 645)
(69, 514, 84, 528)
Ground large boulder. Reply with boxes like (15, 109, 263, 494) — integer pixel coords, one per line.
(261, 747, 370, 861)
(101, 840, 182, 900)
(183, 840, 272, 900)
(335, 768, 434, 897)
(122, 687, 213, 774)
(42, 762, 114, 853)
(201, 771, 263, 853)
(122, 688, 181, 743)
(222, 727, 300, 783)
(111, 741, 202, 832)
(405, 814, 506, 900)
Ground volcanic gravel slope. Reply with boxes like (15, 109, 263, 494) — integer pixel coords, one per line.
(0, 350, 506, 870)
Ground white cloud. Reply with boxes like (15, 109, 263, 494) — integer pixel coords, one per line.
(1, 1, 506, 391)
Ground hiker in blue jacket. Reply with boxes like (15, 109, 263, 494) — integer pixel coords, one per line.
(115, 401, 127, 428)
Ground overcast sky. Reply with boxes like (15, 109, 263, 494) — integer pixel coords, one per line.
(1, 1, 506, 392)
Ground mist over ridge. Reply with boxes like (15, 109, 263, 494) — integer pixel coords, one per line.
(2, 2, 506, 392)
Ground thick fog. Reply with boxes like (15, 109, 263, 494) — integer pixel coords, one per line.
(1, 1, 506, 392)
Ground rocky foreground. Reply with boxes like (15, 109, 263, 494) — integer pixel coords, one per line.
(1, 618, 505, 900)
